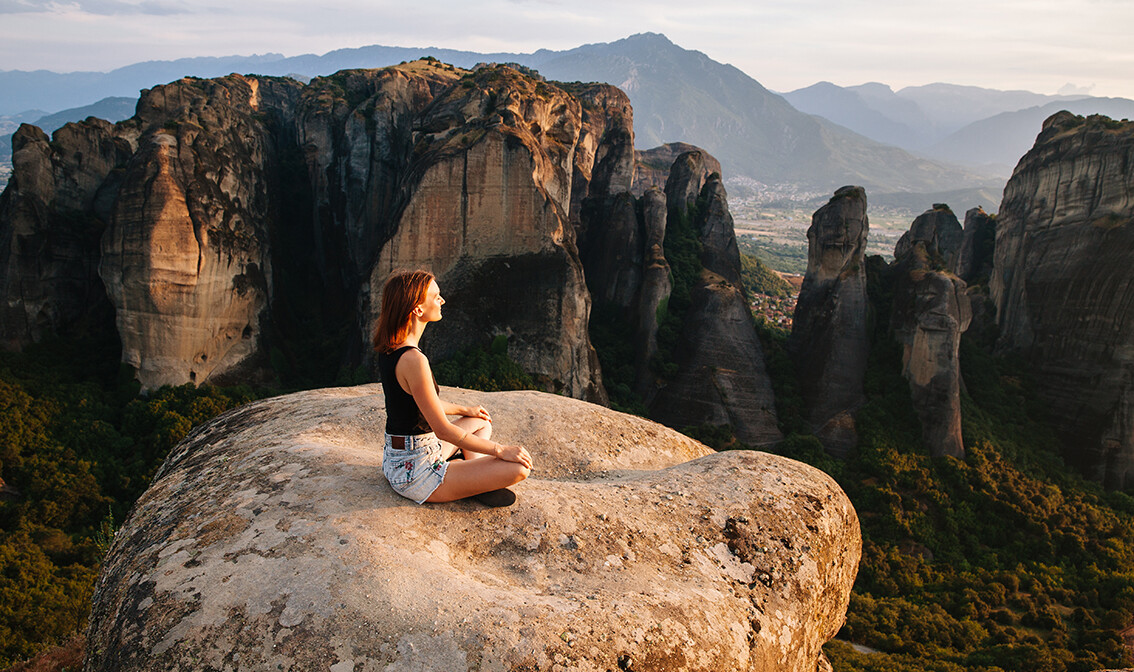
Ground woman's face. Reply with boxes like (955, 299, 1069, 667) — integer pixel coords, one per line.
(417, 279, 445, 322)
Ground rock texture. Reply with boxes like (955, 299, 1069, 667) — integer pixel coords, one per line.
(892, 204, 963, 268)
(86, 386, 860, 672)
(0, 120, 133, 347)
(649, 156, 781, 446)
(0, 62, 634, 399)
(890, 240, 972, 458)
(365, 65, 607, 400)
(790, 186, 871, 455)
(100, 75, 302, 388)
(631, 142, 720, 196)
(951, 206, 996, 284)
(991, 112, 1134, 488)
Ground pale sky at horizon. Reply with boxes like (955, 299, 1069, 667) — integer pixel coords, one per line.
(1, 0, 1131, 99)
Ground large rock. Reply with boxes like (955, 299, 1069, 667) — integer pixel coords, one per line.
(649, 158, 781, 446)
(991, 112, 1134, 488)
(99, 75, 303, 389)
(892, 204, 963, 268)
(631, 142, 720, 196)
(790, 186, 871, 455)
(86, 386, 860, 672)
(366, 65, 605, 401)
(890, 243, 972, 458)
(951, 206, 996, 284)
(0, 120, 134, 347)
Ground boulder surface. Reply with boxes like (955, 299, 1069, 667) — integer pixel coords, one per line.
(87, 386, 860, 672)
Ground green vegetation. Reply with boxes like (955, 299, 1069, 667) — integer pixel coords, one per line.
(737, 235, 808, 274)
(740, 252, 793, 298)
(432, 336, 535, 393)
(0, 337, 263, 666)
(754, 262, 1134, 672)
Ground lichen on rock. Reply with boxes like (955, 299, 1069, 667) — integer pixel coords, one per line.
(86, 386, 860, 672)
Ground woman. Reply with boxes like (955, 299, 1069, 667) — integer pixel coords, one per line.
(374, 269, 532, 506)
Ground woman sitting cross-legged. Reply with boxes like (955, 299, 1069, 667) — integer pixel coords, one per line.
(373, 269, 532, 506)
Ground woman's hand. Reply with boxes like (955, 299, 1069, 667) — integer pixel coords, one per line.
(496, 444, 532, 469)
(464, 405, 492, 422)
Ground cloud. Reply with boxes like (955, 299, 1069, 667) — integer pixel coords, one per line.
(0, 0, 188, 14)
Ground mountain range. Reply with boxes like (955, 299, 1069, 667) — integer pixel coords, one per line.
(5, 33, 1124, 197)
(783, 82, 1134, 176)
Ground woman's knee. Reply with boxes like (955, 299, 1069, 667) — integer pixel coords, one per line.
(514, 463, 531, 482)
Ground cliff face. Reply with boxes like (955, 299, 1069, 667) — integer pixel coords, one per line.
(952, 206, 996, 284)
(890, 240, 972, 458)
(0, 62, 630, 399)
(790, 186, 871, 455)
(649, 155, 781, 446)
(893, 204, 963, 268)
(365, 66, 607, 400)
(100, 75, 303, 388)
(991, 112, 1134, 488)
(86, 386, 861, 672)
(0, 120, 134, 347)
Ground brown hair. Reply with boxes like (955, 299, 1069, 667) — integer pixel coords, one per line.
(373, 269, 435, 353)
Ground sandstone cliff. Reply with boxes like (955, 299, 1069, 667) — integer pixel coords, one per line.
(991, 112, 1134, 488)
(951, 206, 996, 284)
(100, 75, 303, 388)
(790, 186, 871, 455)
(631, 142, 720, 196)
(86, 386, 861, 672)
(890, 237, 972, 459)
(893, 204, 963, 268)
(0, 62, 629, 399)
(0, 119, 133, 347)
(646, 152, 781, 446)
(364, 65, 608, 400)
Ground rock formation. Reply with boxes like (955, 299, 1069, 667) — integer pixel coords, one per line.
(364, 65, 608, 401)
(893, 204, 963, 268)
(991, 112, 1134, 488)
(890, 237, 972, 459)
(100, 75, 302, 388)
(631, 142, 720, 196)
(0, 119, 134, 347)
(951, 206, 996, 284)
(0, 62, 632, 399)
(86, 385, 861, 672)
(790, 186, 871, 455)
(647, 154, 781, 446)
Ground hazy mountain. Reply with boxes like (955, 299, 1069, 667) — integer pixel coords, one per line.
(785, 81, 1096, 148)
(0, 33, 998, 194)
(894, 83, 1089, 133)
(783, 82, 936, 149)
(920, 97, 1134, 176)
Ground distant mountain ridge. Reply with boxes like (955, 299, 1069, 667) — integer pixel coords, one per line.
(783, 81, 1132, 175)
(0, 33, 997, 196)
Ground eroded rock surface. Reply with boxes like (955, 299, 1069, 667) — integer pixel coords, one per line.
(893, 204, 963, 268)
(648, 158, 781, 446)
(991, 112, 1134, 488)
(0, 120, 133, 346)
(365, 65, 605, 401)
(790, 186, 870, 455)
(86, 387, 860, 672)
(951, 206, 996, 284)
(890, 244, 972, 458)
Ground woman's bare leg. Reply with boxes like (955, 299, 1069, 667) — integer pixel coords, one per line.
(426, 457, 529, 503)
(438, 416, 492, 460)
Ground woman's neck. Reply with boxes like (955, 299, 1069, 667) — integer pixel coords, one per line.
(395, 319, 427, 349)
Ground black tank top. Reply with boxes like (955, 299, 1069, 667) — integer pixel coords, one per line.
(378, 345, 439, 435)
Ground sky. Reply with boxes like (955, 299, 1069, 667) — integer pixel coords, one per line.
(1, 0, 1132, 99)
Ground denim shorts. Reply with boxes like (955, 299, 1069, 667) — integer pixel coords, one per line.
(382, 433, 448, 504)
